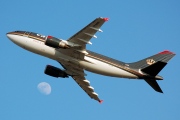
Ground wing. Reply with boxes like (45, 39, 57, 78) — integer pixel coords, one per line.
(59, 61, 103, 103)
(72, 75, 103, 103)
(67, 17, 108, 52)
(56, 17, 107, 103)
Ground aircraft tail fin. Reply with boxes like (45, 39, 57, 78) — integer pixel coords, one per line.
(129, 50, 175, 70)
(129, 50, 175, 93)
(144, 79, 163, 93)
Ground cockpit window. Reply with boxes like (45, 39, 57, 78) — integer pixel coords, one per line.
(15, 31, 25, 34)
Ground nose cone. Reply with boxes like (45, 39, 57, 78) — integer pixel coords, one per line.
(6, 32, 15, 41)
(7, 31, 25, 40)
(6, 31, 20, 44)
(6, 31, 21, 43)
(7, 32, 13, 41)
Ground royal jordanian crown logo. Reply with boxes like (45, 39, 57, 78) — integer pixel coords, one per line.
(146, 59, 155, 65)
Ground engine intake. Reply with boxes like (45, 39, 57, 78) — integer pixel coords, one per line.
(44, 65, 68, 78)
(45, 36, 69, 49)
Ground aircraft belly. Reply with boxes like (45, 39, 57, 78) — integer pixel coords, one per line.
(81, 56, 138, 78)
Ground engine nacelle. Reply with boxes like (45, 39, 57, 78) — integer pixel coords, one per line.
(45, 36, 69, 49)
(44, 65, 68, 78)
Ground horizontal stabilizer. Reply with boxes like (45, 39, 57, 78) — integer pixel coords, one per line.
(144, 79, 163, 93)
(141, 61, 167, 76)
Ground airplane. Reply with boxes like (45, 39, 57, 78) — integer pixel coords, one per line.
(7, 17, 175, 103)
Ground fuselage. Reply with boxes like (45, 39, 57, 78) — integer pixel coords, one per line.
(7, 31, 140, 79)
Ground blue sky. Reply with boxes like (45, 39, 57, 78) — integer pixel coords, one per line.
(1, 0, 180, 120)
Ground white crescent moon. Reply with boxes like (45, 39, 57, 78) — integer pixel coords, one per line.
(37, 82, 51, 95)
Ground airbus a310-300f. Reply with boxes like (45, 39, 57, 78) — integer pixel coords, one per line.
(7, 17, 175, 103)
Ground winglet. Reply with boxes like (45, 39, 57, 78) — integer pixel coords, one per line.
(99, 100, 103, 104)
(103, 18, 109, 22)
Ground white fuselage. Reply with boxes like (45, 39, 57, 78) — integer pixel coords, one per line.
(7, 34, 138, 79)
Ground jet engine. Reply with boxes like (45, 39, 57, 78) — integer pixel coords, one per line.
(44, 65, 68, 78)
(45, 36, 69, 49)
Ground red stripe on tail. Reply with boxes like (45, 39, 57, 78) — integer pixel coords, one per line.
(158, 50, 174, 54)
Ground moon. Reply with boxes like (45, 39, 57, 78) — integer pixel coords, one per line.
(37, 82, 51, 95)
